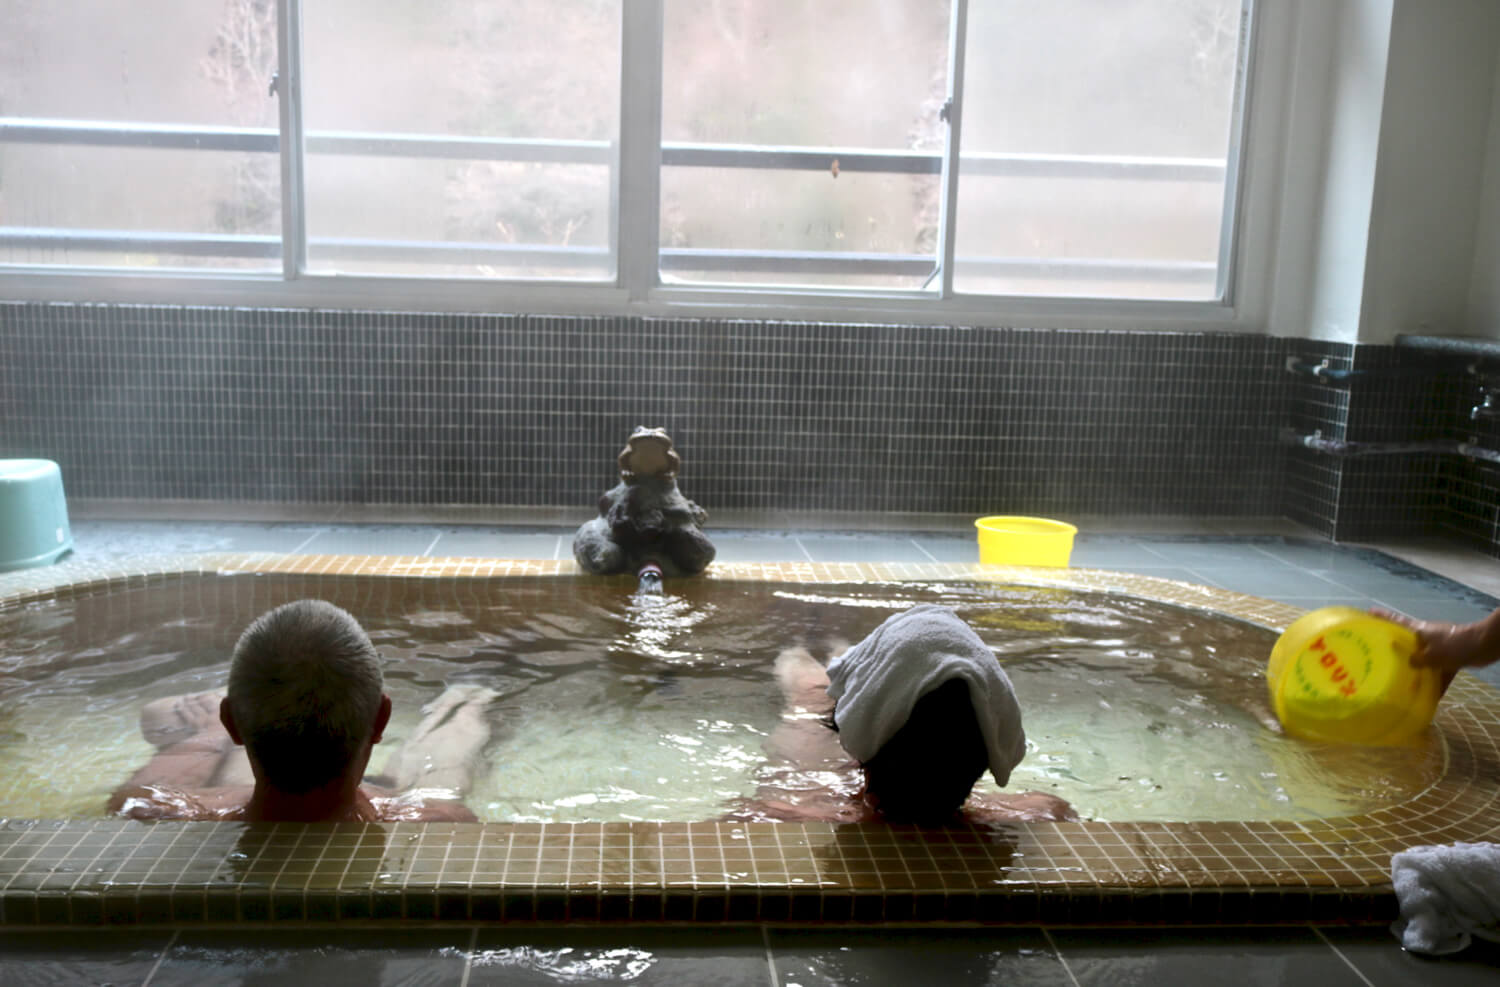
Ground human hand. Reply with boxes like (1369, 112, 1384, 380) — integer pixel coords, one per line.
(139, 690, 229, 748)
(1372, 607, 1500, 679)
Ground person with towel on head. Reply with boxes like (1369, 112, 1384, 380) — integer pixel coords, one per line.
(730, 603, 1075, 824)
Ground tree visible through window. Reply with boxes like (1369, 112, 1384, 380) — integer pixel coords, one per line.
(201, 0, 280, 239)
(0, 0, 281, 270)
(659, 0, 1248, 300)
(954, 0, 1245, 299)
(660, 0, 952, 290)
(300, 0, 621, 280)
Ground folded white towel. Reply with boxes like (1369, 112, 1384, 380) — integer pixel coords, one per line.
(825, 604, 1026, 786)
(1391, 841, 1500, 955)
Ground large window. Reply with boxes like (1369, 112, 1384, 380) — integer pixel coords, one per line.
(0, 0, 1254, 310)
(0, 0, 282, 271)
(300, 0, 620, 279)
(660, 2, 950, 291)
(952, 0, 1245, 300)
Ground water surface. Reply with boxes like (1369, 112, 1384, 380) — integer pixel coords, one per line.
(0, 573, 1444, 821)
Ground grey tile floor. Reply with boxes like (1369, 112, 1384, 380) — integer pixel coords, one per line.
(6, 518, 1500, 982)
(4, 923, 1500, 985)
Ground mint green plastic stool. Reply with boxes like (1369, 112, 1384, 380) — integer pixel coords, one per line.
(0, 459, 74, 571)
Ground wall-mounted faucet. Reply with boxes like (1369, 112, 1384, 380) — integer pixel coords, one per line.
(1467, 363, 1500, 421)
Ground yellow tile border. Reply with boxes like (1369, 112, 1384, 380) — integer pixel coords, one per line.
(3, 553, 1499, 925)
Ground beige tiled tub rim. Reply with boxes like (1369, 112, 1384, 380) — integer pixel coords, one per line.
(2, 554, 1499, 925)
(2, 552, 1308, 623)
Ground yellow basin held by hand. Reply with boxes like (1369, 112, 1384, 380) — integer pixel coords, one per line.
(1268, 606, 1441, 746)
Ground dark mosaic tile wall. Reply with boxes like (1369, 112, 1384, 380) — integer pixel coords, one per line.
(1433, 350, 1500, 554)
(1338, 346, 1482, 543)
(1280, 338, 1500, 554)
(1281, 340, 1353, 537)
(0, 302, 1290, 516)
(4, 299, 1495, 547)
(1332, 453, 1450, 541)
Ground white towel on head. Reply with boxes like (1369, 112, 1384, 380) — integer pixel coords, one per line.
(825, 604, 1026, 786)
(1390, 842, 1500, 955)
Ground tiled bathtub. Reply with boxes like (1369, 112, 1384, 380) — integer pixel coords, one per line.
(2, 555, 1499, 927)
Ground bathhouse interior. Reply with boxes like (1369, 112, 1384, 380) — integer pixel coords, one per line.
(5, 0, 1500, 982)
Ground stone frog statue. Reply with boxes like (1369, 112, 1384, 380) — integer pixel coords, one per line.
(572, 427, 716, 577)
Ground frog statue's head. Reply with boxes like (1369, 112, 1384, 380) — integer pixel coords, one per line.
(617, 426, 681, 482)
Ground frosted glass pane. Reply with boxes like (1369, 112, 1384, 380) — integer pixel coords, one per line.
(660, 0, 950, 290)
(300, 0, 621, 280)
(0, 0, 282, 271)
(954, 0, 1244, 300)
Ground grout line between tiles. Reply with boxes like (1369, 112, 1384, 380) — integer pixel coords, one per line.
(67, 821, 133, 897)
(458, 925, 478, 987)
(147, 823, 196, 892)
(1247, 544, 1294, 565)
(137, 927, 180, 987)
(7, 820, 74, 892)
(1180, 567, 1214, 588)
(1311, 925, 1377, 987)
(761, 923, 782, 987)
(1040, 926, 1082, 987)
(1131, 542, 1175, 564)
(288, 529, 324, 554)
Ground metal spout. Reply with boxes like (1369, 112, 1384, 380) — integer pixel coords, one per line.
(637, 562, 664, 594)
(1471, 391, 1497, 421)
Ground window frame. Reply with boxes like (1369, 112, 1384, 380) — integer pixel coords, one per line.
(0, 0, 1282, 332)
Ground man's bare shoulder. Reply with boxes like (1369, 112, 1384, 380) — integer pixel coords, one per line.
(109, 786, 477, 823)
(368, 790, 478, 822)
(731, 791, 1079, 825)
(725, 790, 878, 824)
(108, 785, 251, 821)
(965, 790, 1078, 823)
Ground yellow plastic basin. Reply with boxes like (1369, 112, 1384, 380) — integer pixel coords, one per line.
(1267, 606, 1441, 746)
(974, 516, 1077, 567)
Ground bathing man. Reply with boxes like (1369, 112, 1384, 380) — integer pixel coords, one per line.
(731, 604, 1075, 824)
(108, 599, 495, 823)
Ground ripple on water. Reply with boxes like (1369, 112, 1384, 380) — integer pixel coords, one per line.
(0, 573, 1446, 822)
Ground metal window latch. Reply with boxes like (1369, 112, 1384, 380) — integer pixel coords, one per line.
(268, 72, 279, 97)
(939, 98, 953, 123)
